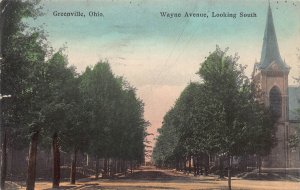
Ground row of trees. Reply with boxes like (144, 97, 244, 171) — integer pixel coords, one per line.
(0, 1, 147, 190)
(152, 47, 276, 190)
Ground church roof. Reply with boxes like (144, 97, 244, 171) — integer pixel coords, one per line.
(257, 3, 289, 71)
(289, 86, 300, 121)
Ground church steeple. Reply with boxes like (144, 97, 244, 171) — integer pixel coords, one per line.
(257, 3, 289, 71)
(252, 1, 294, 169)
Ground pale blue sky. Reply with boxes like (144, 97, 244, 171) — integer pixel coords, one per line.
(28, 0, 300, 148)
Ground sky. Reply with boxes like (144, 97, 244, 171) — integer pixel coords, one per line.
(28, 0, 300, 157)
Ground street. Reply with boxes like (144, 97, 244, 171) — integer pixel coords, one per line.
(8, 166, 300, 190)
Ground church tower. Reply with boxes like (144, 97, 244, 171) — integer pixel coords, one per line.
(253, 3, 290, 168)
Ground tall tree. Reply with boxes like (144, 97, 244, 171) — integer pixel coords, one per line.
(80, 61, 147, 179)
(80, 61, 123, 178)
(154, 46, 276, 190)
(113, 84, 147, 169)
(198, 46, 275, 189)
(60, 75, 90, 184)
(41, 51, 79, 188)
(1, 1, 45, 189)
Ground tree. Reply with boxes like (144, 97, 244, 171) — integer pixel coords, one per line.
(80, 61, 147, 179)
(0, 1, 45, 189)
(41, 51, 79, 188)
(153, 108, 180, 168)
(24, 43, 47, 190)
(112, 84, 147, 173)
(80, 61, 123, 178)
(154, 46, 276, 190)
(198, 46, 275, 189)
(153, 82, 218, 173)
(60, 74, 90, 184)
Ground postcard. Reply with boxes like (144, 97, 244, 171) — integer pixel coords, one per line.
(0, 0, 299, 189)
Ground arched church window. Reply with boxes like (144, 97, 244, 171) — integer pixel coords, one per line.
(269, 86, 282, 118)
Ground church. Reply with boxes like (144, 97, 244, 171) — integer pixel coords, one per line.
(252, 3, 300, 168)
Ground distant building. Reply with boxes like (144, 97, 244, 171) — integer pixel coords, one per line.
(252, 3, 300, 168)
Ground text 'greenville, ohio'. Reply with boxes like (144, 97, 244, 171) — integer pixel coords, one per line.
(52, 11, 104, 17)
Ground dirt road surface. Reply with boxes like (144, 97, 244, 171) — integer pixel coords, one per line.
(10, 166, 300, 190)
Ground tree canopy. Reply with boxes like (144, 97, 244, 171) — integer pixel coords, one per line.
(153, 46, 276, 190)
(1, 1, 148, 188)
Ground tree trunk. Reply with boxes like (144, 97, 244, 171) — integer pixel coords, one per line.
(193, 156, 197, 176)
(119, 159, 122, 173)
(103, 157, 108, 178)
(10, 147, 14, 178)
(196, 156, 200, 176)
(111, 159, 115, 176)
(117, 159, 121, 173)
(124, 160, 127, 173)
(120, 160, 123, 174)
(52, 132, 60, 188)
(1, 130, 7, 190)
(95, 157, 99, 179)
(26, 131, 39, 190)
(116, 159, 119, 173)
(219, 156, 224, 178)
(204, 154, 209, 176)
(183, 157, 187, 174)
(123, 160, 127, 175)
(257, 155, 262, 175)
(228, 156, 232, 190)
(188, 155, 192, 174)
(70, 148, 77, 184)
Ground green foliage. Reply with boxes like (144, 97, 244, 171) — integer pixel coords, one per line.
(153, 46, 276, 166)
(152, 108, 181, 166)
(79, 61, 147, 162)
(1, 0, 47, 148)
(1, 2, 146, 187)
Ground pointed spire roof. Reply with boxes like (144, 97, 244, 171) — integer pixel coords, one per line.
(257, 3, 289, 71)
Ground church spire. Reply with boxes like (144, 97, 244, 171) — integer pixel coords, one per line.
(258, 2, 289, 70)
